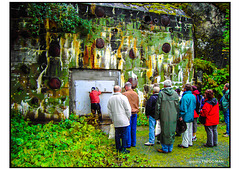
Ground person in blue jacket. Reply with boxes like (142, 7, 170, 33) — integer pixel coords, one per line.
(178, 84, 196, 148)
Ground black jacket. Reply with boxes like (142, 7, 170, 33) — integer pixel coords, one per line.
(145, 93, 159, 118)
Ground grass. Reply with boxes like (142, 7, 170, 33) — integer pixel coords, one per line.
(128, 124, 230, 167)
(11, 111, 230, 167)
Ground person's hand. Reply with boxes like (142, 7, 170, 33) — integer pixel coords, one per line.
(179, 117, 183, 121)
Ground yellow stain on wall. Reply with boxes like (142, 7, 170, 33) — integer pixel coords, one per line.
(121, 73, 125, 87)
(105, 45, 111, 69)
(146, 55, 153, 80)
(133, 37, 137, 56)
(73, 34, 80, 67)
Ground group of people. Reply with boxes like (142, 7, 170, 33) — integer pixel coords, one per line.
(94, 80, 229, 154)
(144, 81, 230, 153)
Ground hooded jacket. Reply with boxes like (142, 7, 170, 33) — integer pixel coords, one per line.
(192, 90, 200, 118)
(155, 87, 179, 145)
(145, 93, 159, 118)
(179, 90, 196, 123)
(200, 98, 219, 126)
(222, 89, 229, 112)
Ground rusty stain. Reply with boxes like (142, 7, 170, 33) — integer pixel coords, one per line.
(161, 15, 170, 26)
(144, 15, 152, 24)
(91, 41, 96, 69)
(83, 45, 89, 66)
(49, 77, 61, 89)
(162, 43, 171, 53)
(129, 48, 135, 59)
(90, 4, 96, 15)
(73, 34, 80, 67)
(49, 43, 60, 57)
(96, 38, 105, 48)
(95, 6, 105, 17)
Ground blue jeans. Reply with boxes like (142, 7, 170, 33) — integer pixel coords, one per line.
(149, 116, 156, 143)
(161, 144, 173, 152)
(115, 126, 128, 152)
(127, 114, 137, 147)
(224, 109, 230, 135)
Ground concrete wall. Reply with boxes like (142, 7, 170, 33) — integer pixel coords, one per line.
(10, 3, 194, 120)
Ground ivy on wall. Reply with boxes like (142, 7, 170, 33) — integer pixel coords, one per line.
(26, 3, 92, 35)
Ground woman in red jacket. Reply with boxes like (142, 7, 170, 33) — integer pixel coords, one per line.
(200, 89, 219, 147)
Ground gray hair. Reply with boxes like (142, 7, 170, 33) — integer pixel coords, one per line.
(124, 82, 132, 87)
(153, 87, 160, 93)
(114, 85, 121, 92)
(164, 80, 172, 87)
(225, 83, 229, 89)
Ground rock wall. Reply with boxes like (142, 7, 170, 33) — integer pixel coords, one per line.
(10, 3, 194, 120)
(183, 3, 228, 68)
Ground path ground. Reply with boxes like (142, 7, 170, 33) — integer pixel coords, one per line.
(124, 124, 230, 167)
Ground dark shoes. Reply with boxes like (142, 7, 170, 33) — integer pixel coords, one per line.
(204, 144, 217, 147)
(204, 144, 213, 147)
(157, 149, 171, 154)
(120, 149, 130, 154)
(178, 144, 188, 148)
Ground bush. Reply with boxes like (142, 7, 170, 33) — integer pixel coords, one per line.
(194, 58, 229, 100)
(137, 112, 149, 126)
(11, 111, 149, 167)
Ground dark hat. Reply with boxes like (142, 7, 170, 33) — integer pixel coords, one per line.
(91, 87, 95, 90)
(175, 88, 181, 93)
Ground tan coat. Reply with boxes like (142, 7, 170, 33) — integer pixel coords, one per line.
(123, 89, 139, 114)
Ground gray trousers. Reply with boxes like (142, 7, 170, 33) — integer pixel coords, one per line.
(193, 118, 198, 133)
(182, 122, 193, 147)
(205, 125, 218, 146)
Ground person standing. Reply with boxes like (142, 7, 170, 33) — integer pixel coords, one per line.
(107, 85, 132, 153)
(89, 87, 102, 122)
(192, 86, 202, 141)
(222, 83, 230, 137)
(123, 82, 139, 148)
(178, 84, 196, 148)
(175, 88, 182, 101)
(200, 89, 219, 147)
(144, 86, 160, 146)
(175, 88, 182, 137)
(155, 80, 179, 153)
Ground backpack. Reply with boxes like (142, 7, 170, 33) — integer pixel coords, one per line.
(196, 94, 203, 114)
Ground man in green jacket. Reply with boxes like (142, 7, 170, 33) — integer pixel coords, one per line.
(155, 80, 179, 153)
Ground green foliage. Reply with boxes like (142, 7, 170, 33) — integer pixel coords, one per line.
(193, 58, 216, 74)
(137, 112, 149, 126)
(222, 9, 229, 53)
(26, 3, 92, 35)
(11, 111, 149, 167)
(201, 67, 229, 100)
(194, 58, 229, 100)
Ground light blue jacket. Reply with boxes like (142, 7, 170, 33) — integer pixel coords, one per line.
(179, 91, 196, 123)
(222, 89, 229, 112)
